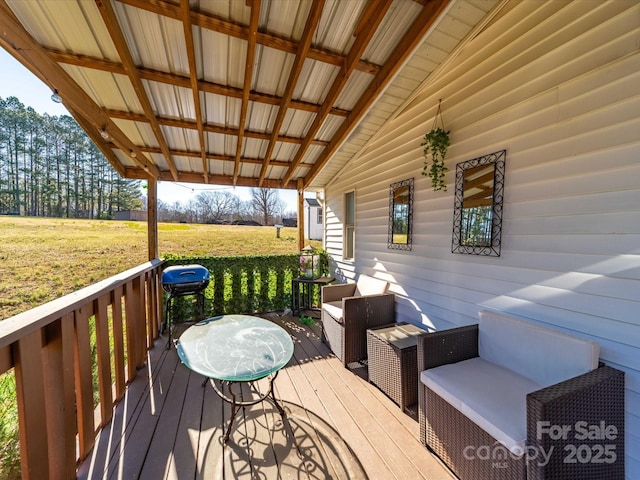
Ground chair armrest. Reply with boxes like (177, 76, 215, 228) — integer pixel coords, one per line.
(321, 283, 357, 303)
(527, 365, 625, 479)
(341, 293, 396, 328)
(417, 324, 479, 372)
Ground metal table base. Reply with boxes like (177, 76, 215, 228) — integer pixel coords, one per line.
(204, 372, 286, 443)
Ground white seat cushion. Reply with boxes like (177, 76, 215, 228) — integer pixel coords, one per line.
(322, 300, 343, 323)
(354, 274, 388, 297)
(478, 310, 599, 386)
(421, 356, 543, 454)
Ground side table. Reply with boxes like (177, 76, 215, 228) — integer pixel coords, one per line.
(366, 322, 426, 412)
(291, 276, 334, 316)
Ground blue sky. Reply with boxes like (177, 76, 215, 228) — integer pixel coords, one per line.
(0, 47, 299, 211)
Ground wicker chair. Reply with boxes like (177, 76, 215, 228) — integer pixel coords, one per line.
(417, 311, 625, 480)
(321, 275, 395, 366)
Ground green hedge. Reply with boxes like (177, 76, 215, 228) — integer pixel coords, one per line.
(163, 251, 328, 321)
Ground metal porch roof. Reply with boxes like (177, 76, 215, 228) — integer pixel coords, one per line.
(0, 0, 500, 193)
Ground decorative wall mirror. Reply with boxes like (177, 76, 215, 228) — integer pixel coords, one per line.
(388, 178, 413, 250)
(452, 150, 506, 256)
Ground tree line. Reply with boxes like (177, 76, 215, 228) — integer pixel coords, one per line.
(155, 187, 295, 226)
(0, 96, 143, 218)
(1, 96, 297, 225)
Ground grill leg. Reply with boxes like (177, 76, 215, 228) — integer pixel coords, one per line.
(164, 294, 174, 349)
(197, 291, 205, 321)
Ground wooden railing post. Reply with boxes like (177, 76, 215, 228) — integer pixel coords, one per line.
(13, 330, 49, 480)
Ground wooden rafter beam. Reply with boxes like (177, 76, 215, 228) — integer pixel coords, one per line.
(181, 0, 208, 183)
(45, 48, 351, 118)
(118, 0, 381, 76)
(258, 0, 325, 186)
(0, 0, 159, 178)
(304, 0, 451, 186)
(94, 0, 178, 181)
(282, 0, 394, 186)
(125, 167, 298, 190)
(103, 108, 330, 147)
(130, 145, 290, 168)
(232, 0, 260, 185)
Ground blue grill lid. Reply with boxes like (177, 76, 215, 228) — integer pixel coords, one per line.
(161, 264, 210, 286)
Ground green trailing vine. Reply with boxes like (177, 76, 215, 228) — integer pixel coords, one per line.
(421, 100, 450, 191)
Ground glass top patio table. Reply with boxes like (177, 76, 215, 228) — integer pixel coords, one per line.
(176, 314, 294, 382)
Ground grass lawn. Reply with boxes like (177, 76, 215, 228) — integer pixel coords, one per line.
(0, 216, 316, 320)
(0, 215, 323, 479)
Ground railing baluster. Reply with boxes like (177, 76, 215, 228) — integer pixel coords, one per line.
(42, 315, 76, 480)
(147, 268, 161, 341)
(124, 276, 146, 375)
(95, 294, 113, 425)
(111, 285, 126, 400)
(0, 345, 10, 374)
(74, 304, 95, 460)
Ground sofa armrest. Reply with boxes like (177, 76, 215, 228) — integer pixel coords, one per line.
(417, 324, 479, 372)
(527, 365, 625, 479)
(321, 283, 357, 303)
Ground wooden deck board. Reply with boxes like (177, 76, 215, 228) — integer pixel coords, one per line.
(78, 315, 455, 480)
(273, 316, 394, 479)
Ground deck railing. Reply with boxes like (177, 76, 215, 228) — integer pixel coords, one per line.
(0, 259, 163, 480)
(0, 253, 320, 479)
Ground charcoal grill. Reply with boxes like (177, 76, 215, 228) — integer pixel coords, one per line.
(161, 264, 210, 347)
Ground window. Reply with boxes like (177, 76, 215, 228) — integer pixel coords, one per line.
(344, 191, 355, 260)
(317, 207, 323, 224)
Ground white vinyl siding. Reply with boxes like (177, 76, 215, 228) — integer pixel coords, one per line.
(324, 1, 640, 476)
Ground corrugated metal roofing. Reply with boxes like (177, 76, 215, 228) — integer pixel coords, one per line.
(0, 0, 501, 193)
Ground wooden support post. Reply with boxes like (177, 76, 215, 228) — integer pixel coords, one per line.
(297, 178, 305, 251)
(147, 177, 159, 261)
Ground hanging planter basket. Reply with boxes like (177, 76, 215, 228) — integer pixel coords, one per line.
(421, 100, 450, 191)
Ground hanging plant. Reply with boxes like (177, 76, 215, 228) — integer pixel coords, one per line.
(421, 100, 450, 191)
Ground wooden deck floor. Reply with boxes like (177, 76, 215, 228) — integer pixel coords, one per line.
(77, 314, 455, 480)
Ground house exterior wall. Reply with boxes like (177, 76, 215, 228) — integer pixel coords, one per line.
(304, 205, 323, 240)
(324, 1, 639, 476)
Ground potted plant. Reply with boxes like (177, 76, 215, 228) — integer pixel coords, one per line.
(421, 101, 450, 191)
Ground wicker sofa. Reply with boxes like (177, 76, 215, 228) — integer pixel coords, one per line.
(418, 310, 625, 480)
(321, 274, 395, 366)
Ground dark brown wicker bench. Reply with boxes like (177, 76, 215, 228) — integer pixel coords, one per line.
(417, 314, 625, 480)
